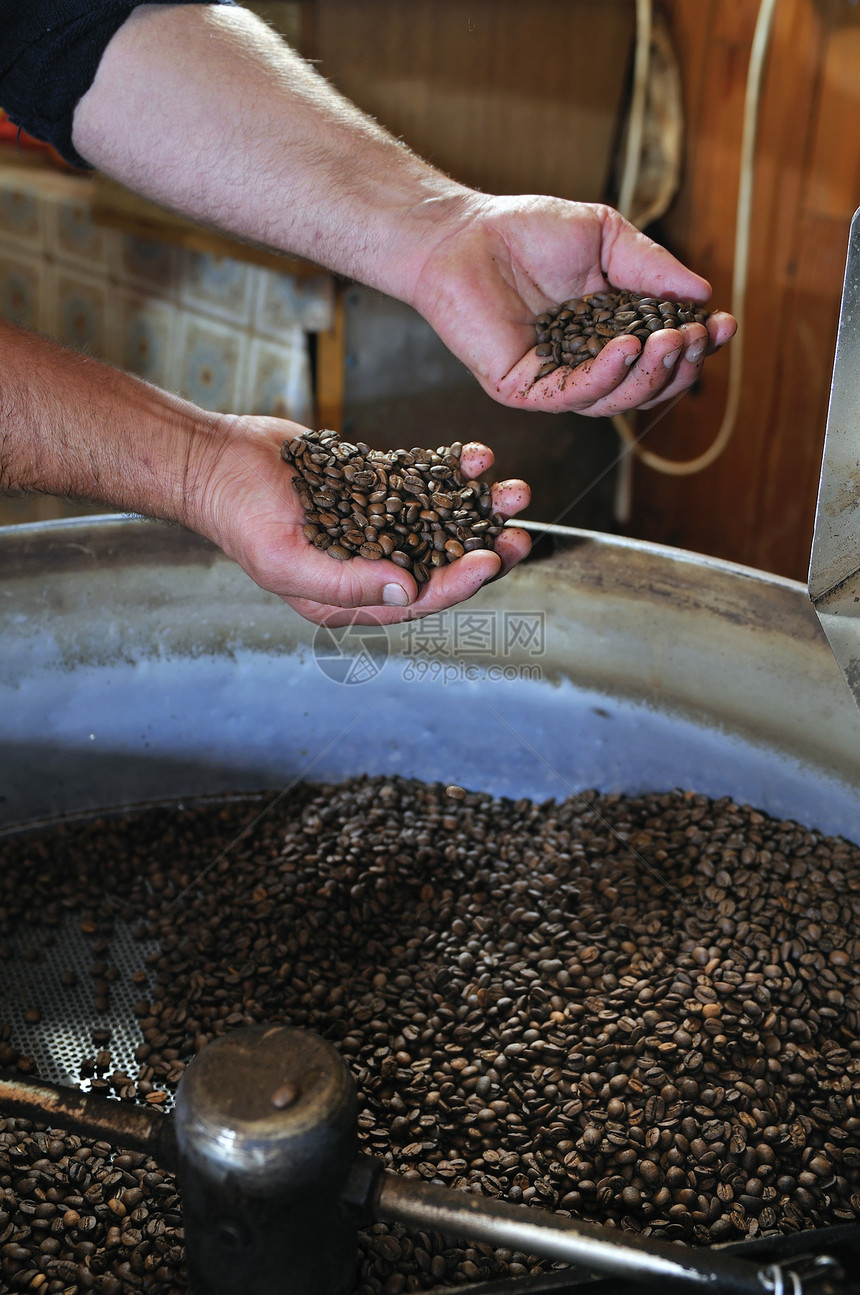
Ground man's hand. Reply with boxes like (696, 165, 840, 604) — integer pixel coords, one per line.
(0, 319, 529, 628)
(195, 416, 531, 627)
(409, 194, 737, 418)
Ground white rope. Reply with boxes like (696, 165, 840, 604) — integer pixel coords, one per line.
(616, 0, 779, 477)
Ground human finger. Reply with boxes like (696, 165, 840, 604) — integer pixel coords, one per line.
(636, 323, 710, 409)
(705, 309, 738, 352)
(492, 523, 531, 577)
(502, 325, 687, 416)
(599, 208, 713, 303)
(459, 446, 531, 517)
(284, 546, 502, 627)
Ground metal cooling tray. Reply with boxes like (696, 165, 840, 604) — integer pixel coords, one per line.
(809, 205, 860, 711)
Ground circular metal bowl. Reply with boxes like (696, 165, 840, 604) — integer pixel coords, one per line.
(1, 516, 857, 841)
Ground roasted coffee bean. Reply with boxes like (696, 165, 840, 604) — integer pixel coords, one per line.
(282, 430, 501, 587)
(533, 289, 712, 376)
(2, 782, 860, 1291)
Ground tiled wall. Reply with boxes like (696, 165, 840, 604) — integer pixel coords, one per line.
(0, 163, 334, 525)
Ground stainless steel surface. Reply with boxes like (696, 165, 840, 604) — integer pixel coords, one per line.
(2, 520, 859, 1292)
(809, 205, 860, 710)
(3, 515, 859, 1092)
(1, 912, 158, 1090)
(1, 516, 858, 842)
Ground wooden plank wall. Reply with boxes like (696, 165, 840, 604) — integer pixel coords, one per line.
(311, 0, 634, 204)
(630, 0, 860, 581)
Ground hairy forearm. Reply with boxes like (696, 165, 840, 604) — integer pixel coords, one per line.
(71, 4, 472, 304)
(0, 318, 216, 527)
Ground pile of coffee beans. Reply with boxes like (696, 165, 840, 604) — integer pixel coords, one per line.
(281, 430, 505, 588)
(0, 1126, 182, 1294)
(2, 779, 860, 1293)
(534, 291, 712, 377)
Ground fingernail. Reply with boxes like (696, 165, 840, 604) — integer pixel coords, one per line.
(383, 583, 410, 607)
(685, 341, 706, 363)
(663, 347, 682, 370)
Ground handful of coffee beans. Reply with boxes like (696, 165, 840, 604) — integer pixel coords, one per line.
(282, 429, 505, 588)
(534, 289, 712, 377)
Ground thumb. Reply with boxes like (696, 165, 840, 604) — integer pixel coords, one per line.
(603, 210, 712, 303)
(284, 546, 421, 608)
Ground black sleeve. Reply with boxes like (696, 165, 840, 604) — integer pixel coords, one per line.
(0, 0, 237, 168)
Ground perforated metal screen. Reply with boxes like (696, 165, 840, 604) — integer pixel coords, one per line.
(2, 910, 159, 1092)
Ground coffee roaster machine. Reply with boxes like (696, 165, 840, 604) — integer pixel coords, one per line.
(3, 232, 860, 1295)
(3, 509, 860, 1294)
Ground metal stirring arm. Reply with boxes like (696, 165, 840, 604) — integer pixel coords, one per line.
(0, 1068, 177, 1166)
(809, 206, 860, 710)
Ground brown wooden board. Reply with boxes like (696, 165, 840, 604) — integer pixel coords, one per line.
(630, 0, 860, 582)
(312, 0, 635, 203)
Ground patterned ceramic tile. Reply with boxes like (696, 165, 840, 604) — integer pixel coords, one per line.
(0, 170, 325, 437)
(47, 194, 111, 268)
(51, 268, 110, 356)
(254, 268, 335, 336)
(116, 291, 177, 386)
(170, 313, 246, 411)
(243, 330, 314, 425)
(0, 250, 45, 330)
(0, 177, 43, 246)
(113, 233, 178, 297)
(178, 250, 256, 324)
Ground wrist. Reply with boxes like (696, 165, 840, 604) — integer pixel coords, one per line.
(182, 414, 302, 572)
(375, 183, 484, 309)
(174, 411, 240, 548)
(70, 376, 224, 536)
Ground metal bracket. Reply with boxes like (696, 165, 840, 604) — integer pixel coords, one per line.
(759, 1254, 848, 1295)
(809, 206, 860, 711)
